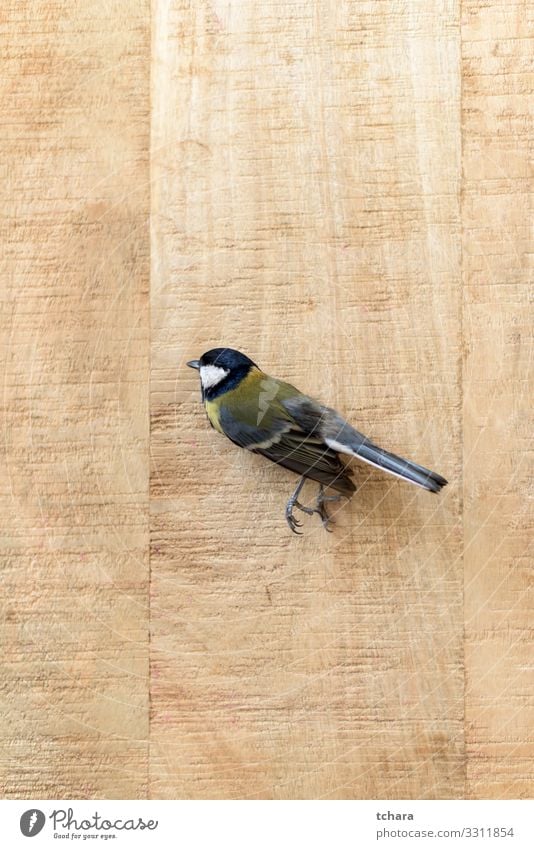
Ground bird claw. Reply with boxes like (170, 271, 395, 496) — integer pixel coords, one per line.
(285, 480, 343, 534)
(285, 498, 311, 534)
(285, 476, 309, 534)
(313, 485, 341, 532)
(294, 500, 315, 517)
(285, 507, 303, 535)
(314, 508, 335, 532)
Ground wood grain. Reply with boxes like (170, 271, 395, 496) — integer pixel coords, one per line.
(462, 0, 533, 799)
(0, 1, 150, 797)
(150, 0, 463, 798)
(1, 0, 531, 801)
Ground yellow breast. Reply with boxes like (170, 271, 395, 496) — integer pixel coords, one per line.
(204, 397, 223, 433)
(202, 367, 264, 435)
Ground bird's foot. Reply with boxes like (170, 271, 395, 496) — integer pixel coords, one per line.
(285, 476, 316, 534)
(313, 485, 342, 532)
(285, 498, 316, 534)
(285, 479, 342, 534)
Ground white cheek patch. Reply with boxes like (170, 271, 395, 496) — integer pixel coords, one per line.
(200, 364, 229, 390)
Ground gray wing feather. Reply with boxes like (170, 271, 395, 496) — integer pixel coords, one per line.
(283, 397, 448, 493)
(254, 432, 355, 495)
(219, 401, 355, 494)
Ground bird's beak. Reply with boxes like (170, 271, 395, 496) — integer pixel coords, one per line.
(186, 359, 201, 370)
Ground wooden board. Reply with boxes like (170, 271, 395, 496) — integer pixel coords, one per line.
(150, 0, 464, 799)
(0, 1, 150, 798)
(462, 0, 533, 799)
(1, 0, 531, 801)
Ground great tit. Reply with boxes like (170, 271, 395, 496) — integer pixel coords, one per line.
(187, 348, 448, 533)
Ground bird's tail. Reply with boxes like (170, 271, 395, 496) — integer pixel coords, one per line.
(326, 427, 448, 493)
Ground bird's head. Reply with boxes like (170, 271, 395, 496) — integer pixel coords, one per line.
(187, 348, 258, 397)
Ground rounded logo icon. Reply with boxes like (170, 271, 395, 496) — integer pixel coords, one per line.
(20, 809, 46, 837)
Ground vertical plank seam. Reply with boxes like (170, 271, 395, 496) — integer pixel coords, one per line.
(460, 0, 467, 801)
(148, 0, 154, 802)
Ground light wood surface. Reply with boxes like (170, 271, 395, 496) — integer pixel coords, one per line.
(0, 1, 150, 798)
(462, 0, 533, 799)
(2, 0, 532, 800)
(150, 0, 465, 800)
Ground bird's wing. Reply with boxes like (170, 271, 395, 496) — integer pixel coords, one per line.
(254, 429, 355, 494)
(283, 395, 448, 493)
(218, 384, 355, 494)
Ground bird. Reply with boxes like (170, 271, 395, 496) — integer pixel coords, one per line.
(187, 348, 448, 534)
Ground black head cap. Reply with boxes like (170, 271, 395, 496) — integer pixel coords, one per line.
(200, 348, 257, 370)
(187, 348, 259, 398)
(187, 348, 258, 371)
